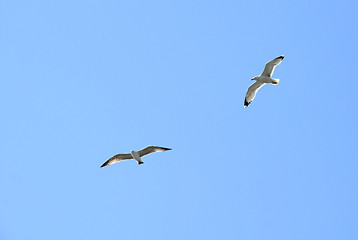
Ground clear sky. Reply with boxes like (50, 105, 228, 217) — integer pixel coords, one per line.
(1, 0, 357, 239)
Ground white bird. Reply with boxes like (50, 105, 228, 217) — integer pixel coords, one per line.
(101, 146, 171, 167)
(244, 55, 285, 108)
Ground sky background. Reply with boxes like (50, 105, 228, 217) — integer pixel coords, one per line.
(1, 0, 358, 239)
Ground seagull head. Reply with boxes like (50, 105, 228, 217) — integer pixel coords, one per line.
(251, 76, 259, 81)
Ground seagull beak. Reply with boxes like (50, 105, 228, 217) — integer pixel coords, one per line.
(251, 78, 254, 80)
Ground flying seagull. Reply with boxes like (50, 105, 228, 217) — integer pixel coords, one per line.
(244, 55, 285, 108)
(101, 146, 171, 167)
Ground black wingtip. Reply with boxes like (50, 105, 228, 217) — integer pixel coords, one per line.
(244, 99, 251, 108)
(276, 55, 285, 60)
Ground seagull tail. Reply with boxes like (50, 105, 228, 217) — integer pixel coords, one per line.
(272, 79, 279, 85)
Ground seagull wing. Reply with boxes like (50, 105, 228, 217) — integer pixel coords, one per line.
(138, 146, 171, 157)
(244, 81, 266, 108)
(100, 153, 133, 167)
(261, 55, 284, 77)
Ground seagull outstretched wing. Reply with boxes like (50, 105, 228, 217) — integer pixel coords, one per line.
(261, 55, 284, 77)
(101, 153, 133, 167)
(244, 81, 266, 108)
(138, 146, 171, 157)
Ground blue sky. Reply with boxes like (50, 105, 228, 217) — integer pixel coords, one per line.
(1, 0, 357, 239)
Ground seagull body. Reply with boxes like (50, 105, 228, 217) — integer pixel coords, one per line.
(130, 150, 143, 165)
(244, 55, 285, 108)
(101, 146, 171, 167)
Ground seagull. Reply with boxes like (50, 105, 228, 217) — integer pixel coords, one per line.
(244, 55, 285, 108)
(101, 146, 171, 167)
